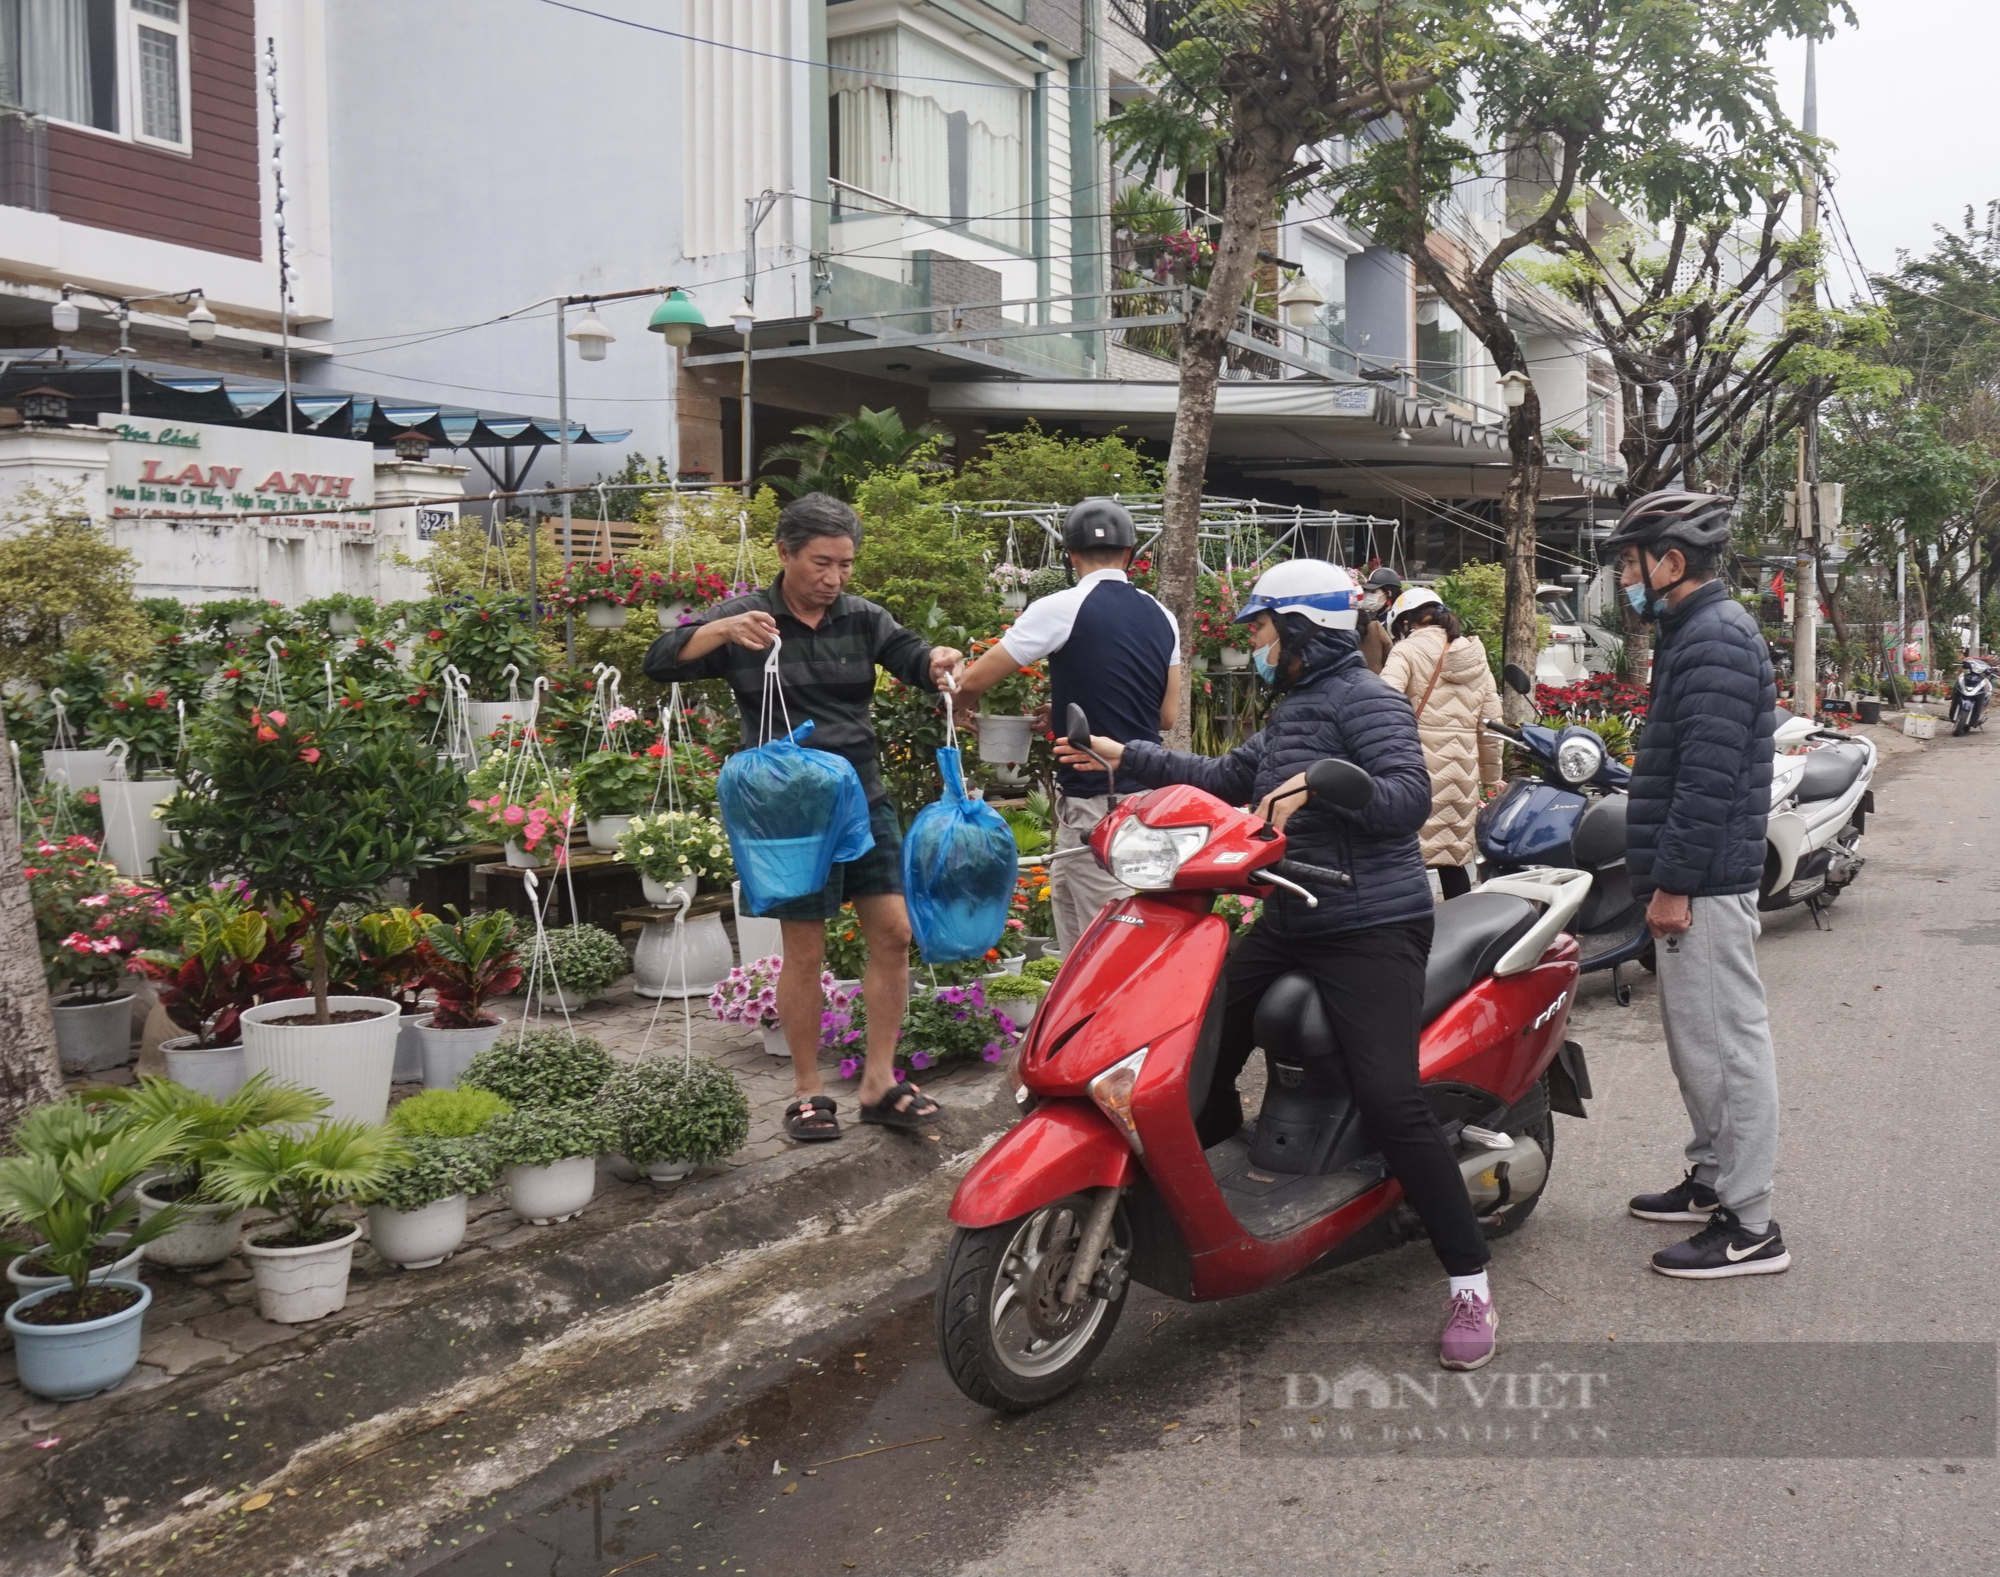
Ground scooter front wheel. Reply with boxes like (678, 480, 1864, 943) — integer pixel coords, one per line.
(936, 1195, 1129, 1413)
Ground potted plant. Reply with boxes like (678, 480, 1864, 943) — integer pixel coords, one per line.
(529, 923, 630, 1004)
(973, 641, 1042, 770)
(101, 1073, 327, 1269)
(985, 971, 1048, 1032)
(363, 1092, 503, 1268)
(572, 749, 658, 850)
(91, 681, 183, 878)
(435, 589, 542, 713)
(710, 956, 789, 1059)
(863, 982, 1017, 1077)
(617, 809, 735, 904)
(24, 834, 173, 1074)
(133, 894, 310, 1099)
(551, 559, 644, 629)
(208, 1119, 402, 1323)
(486, 1104, 617, 1224)
(641, 565, 732, 630)
(324, 904, 431, 1082)
(460, 1027, 618, 1107)
(465, 781, 575, 868)
(601, 1058, 750, 1183)
(161, 698, 463, 1122)
(412, 907, 523, 1087)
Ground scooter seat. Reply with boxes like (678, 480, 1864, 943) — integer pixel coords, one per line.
(1796, 741, 1868, 803)
(1421, 892, 1541, 1025)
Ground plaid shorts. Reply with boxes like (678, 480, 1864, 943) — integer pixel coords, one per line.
(759, 800, 904, 922)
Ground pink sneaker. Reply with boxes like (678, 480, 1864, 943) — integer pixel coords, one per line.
(1439, 1290, 1498, 1371)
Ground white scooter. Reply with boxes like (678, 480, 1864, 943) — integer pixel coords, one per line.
(1762, 708, 1876, 917)
(1950, 660, 1993, 736)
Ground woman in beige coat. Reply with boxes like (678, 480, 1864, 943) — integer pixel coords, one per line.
(1379, 589, 1503, 898)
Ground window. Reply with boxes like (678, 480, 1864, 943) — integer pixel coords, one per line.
(1416, 296, 1466, 398)
(0, 0, 190, 152)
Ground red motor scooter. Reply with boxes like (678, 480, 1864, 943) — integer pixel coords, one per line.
(936, 714, 1594, 1412)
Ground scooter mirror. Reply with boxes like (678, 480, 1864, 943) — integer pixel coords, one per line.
(1502, 663, 1534, 698)
(1305, 757, 1374, 810)
(1066, 703, 1092, 751)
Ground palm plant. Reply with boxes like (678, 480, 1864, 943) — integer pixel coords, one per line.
(208, 1120, 404, 1246)
(760, 406, 953, 501)
(98, 1073, 326, 1200)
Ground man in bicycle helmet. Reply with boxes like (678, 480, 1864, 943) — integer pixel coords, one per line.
(1357, 565, 1403, 673)
(1602, 490, 1788, 1281)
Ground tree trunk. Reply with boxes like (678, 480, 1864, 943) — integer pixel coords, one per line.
(1617, 594, 1651, 681)
(1500, 391, 1546, 723)
(0, 706, 64, 1138)
(311, 910, 331, 1024)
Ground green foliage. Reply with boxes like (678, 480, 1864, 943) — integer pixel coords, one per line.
(433, 589, 541, 700)
(1020, 956, 1062, 986)
(570, 749, 657, 817)
(1436, 563, 1508, 685)
(528, 923, 629, 1001)
(209, 1118, 402, 1242)
(0, 485, 152, 685)
(822, 905, 870, 980)
(97, 1072, 326, 1194)
(600, 1058, 750, 1168)
(985, 973, 1049, 1006)
(851, 467, 998, 631)
(364, 1135, 496, 1213)
(323, 905, 429, 1011)
(617, 810, 734, 888)
(388, 1085, 511, 1140)
(461, 1028, 617, 1107)
(417, 906, 523, 1028)
(392, 516, 559, 602)
(485, 1103, 617, 1169)
(761, 406, 952, 501)
(946, 421, 1161, 506)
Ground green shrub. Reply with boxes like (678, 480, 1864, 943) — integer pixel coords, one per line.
(946, 420, 1161, 506)
(602, 1059, 750, 1168)
(986, 973, 1049, 1004)
(461, 1029, 617, 1107)
(1021, 957, 1063, 985)
(486, 1104, 616, 1169)
(529, 924, 630, 1001)
(364, 1135, 496, 1213)
(389, 1086, 511, 1139)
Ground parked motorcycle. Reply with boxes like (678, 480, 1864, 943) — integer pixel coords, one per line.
(1763, 707, 1875, 915)
(1950, 660, 1993, 736)
(935, 706, 1594, 1413)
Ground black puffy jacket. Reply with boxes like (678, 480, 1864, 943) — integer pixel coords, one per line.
(1627, 580, 1776, 901)
(1119, 629, 1435, 939)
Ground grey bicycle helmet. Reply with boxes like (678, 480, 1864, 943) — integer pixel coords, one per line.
(1363, 566, 1404, 593)
(1599, 490, 1735, 557)
(1062, 497, 1138, 552)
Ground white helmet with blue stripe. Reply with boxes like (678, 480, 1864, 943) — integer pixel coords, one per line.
(1232, 559, 1359, 630)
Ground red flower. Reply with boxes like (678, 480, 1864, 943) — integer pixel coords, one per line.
(299, 747, 321, 763)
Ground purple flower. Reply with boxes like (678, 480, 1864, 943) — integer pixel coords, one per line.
(909, 1050, 932, 1071)
(837, 1056, 861, 1079)
(981, 1044, 1004, 1062)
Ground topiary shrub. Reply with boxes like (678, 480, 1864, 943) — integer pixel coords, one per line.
(460, 1029, 616, 1107)
(364, 1135, 496, 1214)
(602, 1059, 750, 1169)
(389, 1086, 510, 1139)
(485, 1104, 617, 1169)
(530, 924, 630, 1001)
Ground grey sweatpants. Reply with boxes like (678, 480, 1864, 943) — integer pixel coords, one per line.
(1653, 891, 1781, 1226)
(1051, 794, 1133, 954)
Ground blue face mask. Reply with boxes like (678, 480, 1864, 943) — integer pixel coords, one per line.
(1252, 641, 1279, 684)
(1623, 581, 1653, 618)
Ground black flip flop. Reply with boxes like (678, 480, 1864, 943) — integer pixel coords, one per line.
(858, 1081, 943, 1130)
(784, 1094, 841, 1143)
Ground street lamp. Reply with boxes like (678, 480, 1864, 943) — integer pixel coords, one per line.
(647, 289, 706, 349)
(49, 284, 215, 413)
(1276, 272, 1325, 330)
(185, 294, 217, 345)
(566, 307, 614, 362)
(1498, 370, 1532, 411)
(50, 291, 79, 335)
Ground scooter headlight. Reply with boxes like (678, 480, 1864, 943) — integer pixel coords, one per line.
(1555, 729, 1606, 786)
(1088, 1047, 1150, 1154)
(1107, 820, 1208, 889)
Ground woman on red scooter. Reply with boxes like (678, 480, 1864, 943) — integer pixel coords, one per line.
(1056, 560, 1502, 1370)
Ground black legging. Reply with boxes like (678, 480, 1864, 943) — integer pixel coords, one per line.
(1436, 863, 1474, 900)
(1199, 918, 1490, 1276)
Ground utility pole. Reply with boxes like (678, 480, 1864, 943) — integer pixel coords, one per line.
(1791, 37, 1821, 716)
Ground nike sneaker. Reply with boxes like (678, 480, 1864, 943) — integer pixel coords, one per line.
(1628, 1169, 1719, 1223)
(1439, 1290, 1499, 1370)
(1650, 1209, 1791, 1279)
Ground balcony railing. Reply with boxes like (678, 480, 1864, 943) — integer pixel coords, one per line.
(0, 106, 50, 213)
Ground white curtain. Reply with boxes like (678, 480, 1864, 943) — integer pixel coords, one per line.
(5, 0, 97, 127)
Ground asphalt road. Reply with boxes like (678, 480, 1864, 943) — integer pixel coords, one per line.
(412, 725, 1999, 1577)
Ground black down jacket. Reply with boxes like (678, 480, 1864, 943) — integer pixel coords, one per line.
(1119, 629, 1435, 939)
(1627, 579, 1776, 902)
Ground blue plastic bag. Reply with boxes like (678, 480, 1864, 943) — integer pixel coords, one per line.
(903, 745, 1018, 963)
(718, 719, 873, 914)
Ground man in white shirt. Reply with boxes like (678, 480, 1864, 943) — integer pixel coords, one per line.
(953, 499, 1181, 950)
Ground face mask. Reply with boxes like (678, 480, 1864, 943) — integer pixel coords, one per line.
(1623, 581, 1654, 619)
(1252, 641, 1279, 684)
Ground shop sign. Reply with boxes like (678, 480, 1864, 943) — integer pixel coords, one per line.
(99, 415, 375, 519)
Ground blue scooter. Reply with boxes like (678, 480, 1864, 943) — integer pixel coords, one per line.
(1477, 664, 1653, 1004)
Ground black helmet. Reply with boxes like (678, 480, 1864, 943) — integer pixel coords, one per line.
(1363, 566, 1403, 592)
(1600, 490, 1735, 558)
(1062, 498, 1137, 552)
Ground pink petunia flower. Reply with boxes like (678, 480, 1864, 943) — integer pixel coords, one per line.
(502, 805, 526, 825)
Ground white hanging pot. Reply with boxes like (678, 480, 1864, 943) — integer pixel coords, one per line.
(656, 600, 691, 630)
(327, 609, 359, 636)
(414, 1013, 508, 1088)
(98, 777, 179, 878)
(42, 747, 118, 794)
(505, 838, 551, 869)
(159, 1036, 248, 1101)
(226, 616, 259, 637)
(503, 1155, 598, 1224)
(1003, 588, 1027, 611)
(238, 995, 401, 1123)
(634, 911, 733, 998)
(587, 813, 636, 851)
(583, 600, 628, 629)
(52, 993, 135, 1074)
(978, 714, 1034, 767)
(760, 1024, 792, 1059)
(641, 872, 697, 907)
(241, 1222, 362, 1324)
(137, 1180, 245, 1269)
(733, 880, 783, 965)
(990, 761, 1029, 788)
(368, 1195, 468, 1269)
(1189, 652, 1210, 673)
(1218, 645, 1251, 671)
(464, 699, 533, 739)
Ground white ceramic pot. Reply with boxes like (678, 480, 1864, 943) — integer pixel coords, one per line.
(583, 600, 629, 629)
(990, 762, 1029, 788)
(414, 1013, 508, 1088)
(997, 955, 1025, 975)
(241, 1222, 361, 1324)
(327, 609, 359, 635)
(990, 995, 1039, 1031)
(464, 699, 534, 740)
(393, 1012, 426, 1083)
(634, 912, 734, 999)
(504, 838, 552, 869)
(226, 616, 259, 636)
(98, 776, 179, 877)
(1023, 936, 1057, 961)
(760, 1024, 792, 1059)
(977, 714, 1034, 767)
(6, 1279, 152, 1401)
(645, 1159, 695, 1183)
(160, 1036, 248, 1101)
(136, 1180, 245, 1269)
(7, 1233, 143, 1293)
(1002, 588, 1027, 611)
(238, 995, 401, 1124)
(503, 1155, 597, 1224)
(53, 993, 135, 1074)
(641, 872, 697, 907)
(732, 880, 783, 965)
(1219, 645, 1251, 671)
(1189, 653, 1210, 674)
(587, 813, 636, 852)
(42, 747, 118, 793)
(656, 600, 692, 630)
(368, 1195, 468, 1269)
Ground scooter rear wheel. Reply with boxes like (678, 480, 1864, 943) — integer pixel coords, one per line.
(936, 1195, 1129, 1413)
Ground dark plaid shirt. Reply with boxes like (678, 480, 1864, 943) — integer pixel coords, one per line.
(642, 576, 937, 805)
